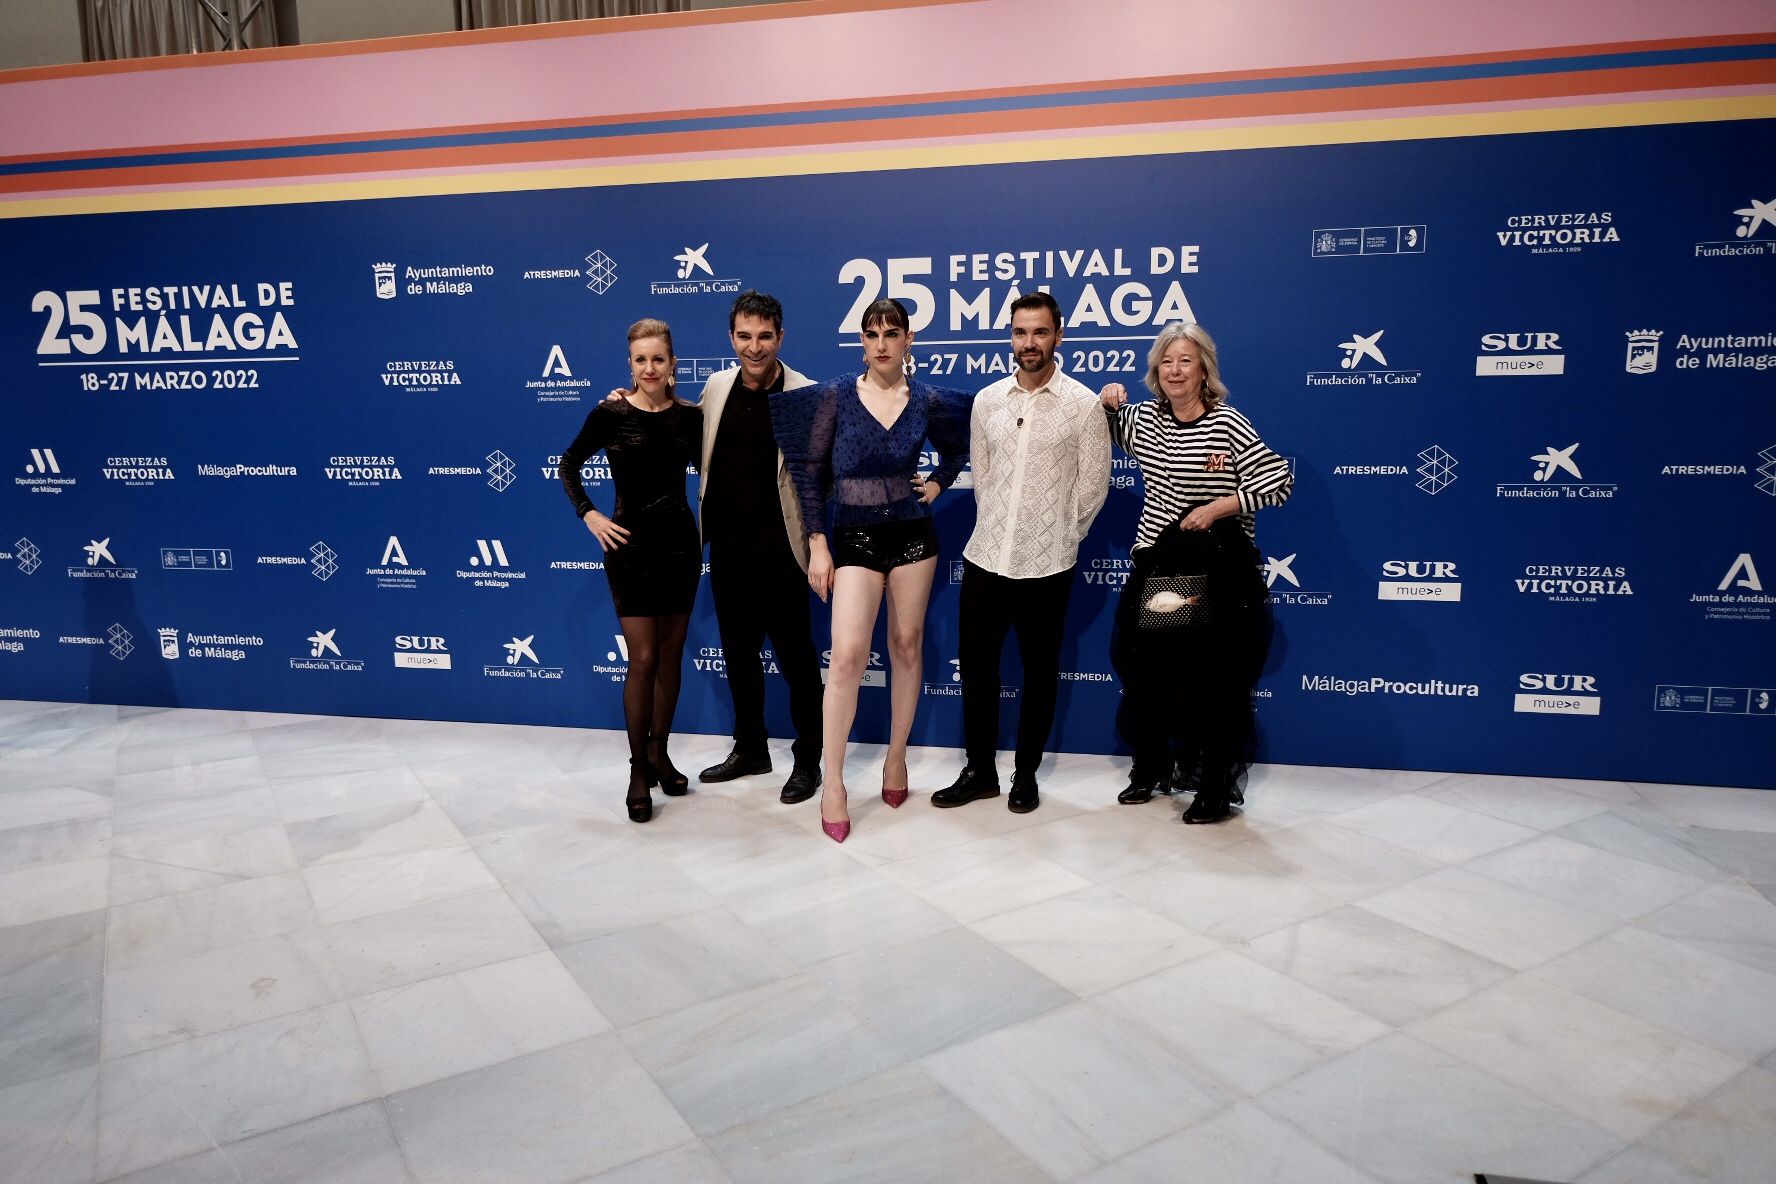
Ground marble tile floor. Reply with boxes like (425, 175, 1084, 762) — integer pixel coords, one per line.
(2, 698, 1775, 1184)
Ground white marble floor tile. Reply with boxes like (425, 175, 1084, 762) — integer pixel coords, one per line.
(105, 871, 318, 971)
(0, 975, 100, 1090)
(1639, 1065, 1776, 1184)
(1242, 763, 1432, 816)
(811, 926, 1073, 1060)
(268, 764, 429, 826)
(792, 796, 995, 864)
(1634, 782, 1776, 833)
(1243, 904, 1511, 1026)
(303, 843, 496, 924)
(1256, 1033, 1623, 1184)
(1407, 974, 1746, 1139)
(0, 1064, 98, 1184)
(622, 974, 904, 1137)
(576, 1142, 733, 1184)
(109, 825, 298, 906)
(1106, 848, 1343, 942)
(1634, 880, 1776, 977)
(1079, 1101, 1382, 1184)
(1553, 804, 1734, 881)
(510, 848, 721, 946)
(707, 1063, 1049, 1184)
(386, 1034, 694, 1184)
(1000, 807, 1203, 883)
(100, 930, 342, 1059)
(877, 836, 1095, 924)
(921, 998, 1232, 1180)
(723, 867, 956, 968)
(96, 1003, 378, 1181)
(1102, 950, 1388, 1097)
(248, 715, 389, 758)
(351, 950, 609, 1094)
(1222, 820, 1441, 902)
(1533, 926, 1776, 1061)
(0, 857, 109, 928)
(116, 730, 260, 776)
(0, 909, 106, 1001)
(1464, 833, 1710, 923)
(469, 811, 651, 886)
(0, 815, 112, 876)
(319, 887, 549, 997)
(1324, 793, 1538, 864)
(102, 1100, 410, 1184)
(646, 800, 862, 902)
(968, 885, 1219, 996)
(0, 786, 110, 833)
(555, 907, 799, 1028)
(423, 771, 605, 838)
(109, 786, 283, 852)
(1424, 771, 1616, 830)
(285, 800, 465, 868)
(1359, 866, 1619, 970)
(1576, 1145, 1712, 1184)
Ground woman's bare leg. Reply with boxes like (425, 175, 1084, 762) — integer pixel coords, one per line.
(880, 557, 936, 791)
(822, 565, 886, 825)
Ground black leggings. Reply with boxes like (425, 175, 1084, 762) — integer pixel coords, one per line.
(617, 613, 690, 767)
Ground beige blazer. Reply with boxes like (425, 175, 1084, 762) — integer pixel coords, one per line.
(697, 362, 815, 572)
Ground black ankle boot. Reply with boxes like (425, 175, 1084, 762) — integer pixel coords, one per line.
(648, 735, 689, 796)
(626, 758, 655, 823)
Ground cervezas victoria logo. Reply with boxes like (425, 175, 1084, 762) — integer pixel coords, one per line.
(1495, 210, 1618, 253)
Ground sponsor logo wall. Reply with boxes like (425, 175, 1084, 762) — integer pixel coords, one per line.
(1, 122, 1770, 788)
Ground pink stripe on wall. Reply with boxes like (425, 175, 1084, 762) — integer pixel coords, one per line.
(0, 0, 1769, 159)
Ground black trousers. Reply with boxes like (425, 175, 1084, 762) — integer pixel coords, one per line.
(958, 559, 1075, 775)
(708, 533, 823, 769)
(1109, 548, 1269, 792)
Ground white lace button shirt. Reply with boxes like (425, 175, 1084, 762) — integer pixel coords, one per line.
(963, 365, 1112, 578)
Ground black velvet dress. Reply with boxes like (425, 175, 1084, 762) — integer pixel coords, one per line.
(560, 399, 702, 616)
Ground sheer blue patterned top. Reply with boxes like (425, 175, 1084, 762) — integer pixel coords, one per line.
(769, 375, 972, 535)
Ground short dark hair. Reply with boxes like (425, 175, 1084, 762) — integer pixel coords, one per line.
(860, 297, 910, 333)
(1008, 291, 1063, 329)
(729, 290, 783, 333)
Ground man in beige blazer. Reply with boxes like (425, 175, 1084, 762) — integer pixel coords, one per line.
(694, 291, 825, 802)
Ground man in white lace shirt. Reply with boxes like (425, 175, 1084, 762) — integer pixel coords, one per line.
(932, 292, 1111, 813)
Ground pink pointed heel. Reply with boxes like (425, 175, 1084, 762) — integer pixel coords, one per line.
(882, 787, 909, 808)
(822, 818, 851, 843)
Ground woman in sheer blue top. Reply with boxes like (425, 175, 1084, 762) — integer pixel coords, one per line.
(770, 298, 971, 842)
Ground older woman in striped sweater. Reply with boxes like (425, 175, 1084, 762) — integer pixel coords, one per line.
(1098, 321, 1292, 823)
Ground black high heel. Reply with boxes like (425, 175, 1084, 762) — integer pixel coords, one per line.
(626, 758, 655, 823)
(648, 734, 690, 797)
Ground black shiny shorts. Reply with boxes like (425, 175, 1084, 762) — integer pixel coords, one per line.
(832, 518, 940, 572)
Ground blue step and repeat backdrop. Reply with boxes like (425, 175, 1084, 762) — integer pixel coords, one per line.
(3, 120, 1772, 787)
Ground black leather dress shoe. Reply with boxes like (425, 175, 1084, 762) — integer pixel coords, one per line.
(1182, 793, 1233, 824)
(1007, 771, 1039, 814)
(930, 767, 1001, 808)
(779, 764, 822, 804)
(698, 752, 773, 783)
(1117, 778, 1168, 805)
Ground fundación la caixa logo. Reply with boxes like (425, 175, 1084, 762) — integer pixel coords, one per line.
(1263, 553, 1331, 606)
(651, 244, 743, 296)
(1694, 196, 1775, 258)
(1306, 330, 1420, 388)
(291, 628, 364, 673)
(484, 635, 564, 681)
(69, 537, 138, 580)
(1496, 442, 1616, 500)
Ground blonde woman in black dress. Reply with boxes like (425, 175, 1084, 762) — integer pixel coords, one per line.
(560, 319, 702, 822)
